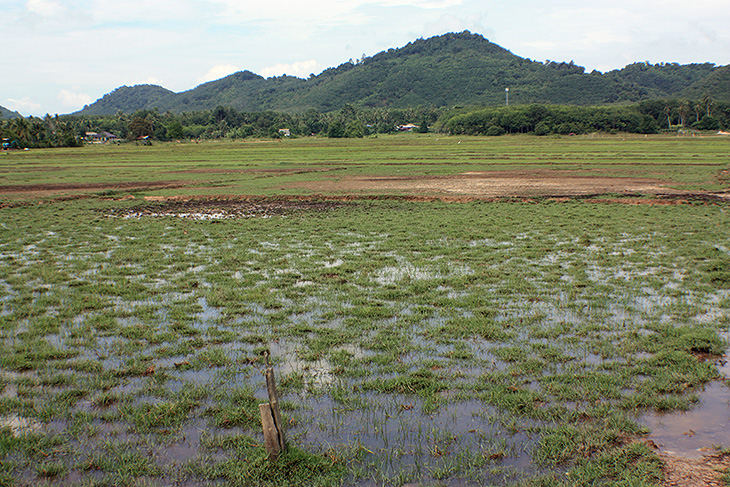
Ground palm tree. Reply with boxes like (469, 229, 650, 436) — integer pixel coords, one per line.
(663, 106, 672, 129)
(701, 94, 714, 118)
(12, 117, 30, 142)
(693, 103, 703, 124)
(678, 101, 690, 127)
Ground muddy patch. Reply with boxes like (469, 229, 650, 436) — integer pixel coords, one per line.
(107, 197, 353, 219)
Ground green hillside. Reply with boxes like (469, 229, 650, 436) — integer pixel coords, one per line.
(0, 105, 22, 119)
(77, 84, 176, 116)
(74, 31, 730, 116)
(681, 64, 730, 101)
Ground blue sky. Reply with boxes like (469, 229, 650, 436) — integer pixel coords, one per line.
(2, 0, 729, 116)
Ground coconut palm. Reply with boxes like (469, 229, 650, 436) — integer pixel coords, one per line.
(701, 94, 714, 118)
(678, 101, 690, 127)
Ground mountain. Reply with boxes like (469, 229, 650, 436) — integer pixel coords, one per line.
(681, 64, 730, 100)
(74, 32, 730, 116)
(1, 105, 22, 119)
(76, 84, 175, 116)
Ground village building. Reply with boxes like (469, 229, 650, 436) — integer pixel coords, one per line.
(84, 131, 118, 143)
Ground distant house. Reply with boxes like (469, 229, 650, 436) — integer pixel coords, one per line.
(278, 128, 291, 137)
(84, 131, 118, 143)
(396, 124, 419, 132)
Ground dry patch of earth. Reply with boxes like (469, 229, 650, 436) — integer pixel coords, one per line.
(1, 169, 728, 202)
(286, 170, 710, 198)
(660, 452, 730, 487)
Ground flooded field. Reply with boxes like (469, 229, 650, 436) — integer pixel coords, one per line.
(0, 196, 728, 486)
(1, 137, 729, 486)
(641, 357, 730, 459)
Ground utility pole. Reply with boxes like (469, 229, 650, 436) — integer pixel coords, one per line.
(505, 88, 509, 107)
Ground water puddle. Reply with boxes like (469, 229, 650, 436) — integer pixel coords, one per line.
(157, 419, 213, 464)
(269, 340, 369, 389)
(0, 415, 43, 436)
(293, 395, 538, 483)
(371, 259, 473, 286)
(0, 373, 43, 436)
(641, 381, 730, 458)
(640, 356, 730, 458)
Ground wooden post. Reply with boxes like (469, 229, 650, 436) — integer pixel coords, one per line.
(259, 403, 280, 460)
(259, 352, 286, 460)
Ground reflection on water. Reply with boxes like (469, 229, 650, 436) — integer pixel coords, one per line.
(293, 395, 539, 485)
(641, 377, 730, 459)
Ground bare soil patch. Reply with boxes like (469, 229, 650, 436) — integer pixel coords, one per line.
(2, 170, 728, 205)
(164, 166, 345, 175)
(286, 170, 700, 198)
(660, 452, 730, 487)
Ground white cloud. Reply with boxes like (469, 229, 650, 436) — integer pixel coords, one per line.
(259, 60, 324, 78)
(5, 97, 41, 114)
(58, 90, 93, 108)
(197, 65, 240, 84)
(208, 0, 371, 32)
(89, 0, 200, 24)
(26, 0, 65, 17)
(375, 0, 463, 8)
(143, 77, 165, 86)
(422, 12, 488, 38)
(521, 40, 557, 51)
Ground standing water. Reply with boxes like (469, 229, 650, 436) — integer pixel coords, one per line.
(640, 357, 730, 458)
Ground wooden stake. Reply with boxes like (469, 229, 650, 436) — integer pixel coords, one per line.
(259, 403, 281, 460)
(259, 351, 286, 460)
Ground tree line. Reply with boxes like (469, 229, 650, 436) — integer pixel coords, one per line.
(0, 115, 81, 148)
(443, 98, 729, 136)
(0, 105, 437, 147)
(1, 98, 728, 148)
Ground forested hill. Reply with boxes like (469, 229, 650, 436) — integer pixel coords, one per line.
(76, 85, 176, 116)
(74, 31, 729, 116)
(0, 105, 22, 119)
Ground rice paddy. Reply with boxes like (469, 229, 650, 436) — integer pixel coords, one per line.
(0, 134, 729, 486)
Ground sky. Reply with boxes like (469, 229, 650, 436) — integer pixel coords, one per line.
(2, 0, 729, 117)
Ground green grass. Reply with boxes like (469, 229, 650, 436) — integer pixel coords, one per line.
(0, 134, 729, 485)
(1, 133, 729, 203)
